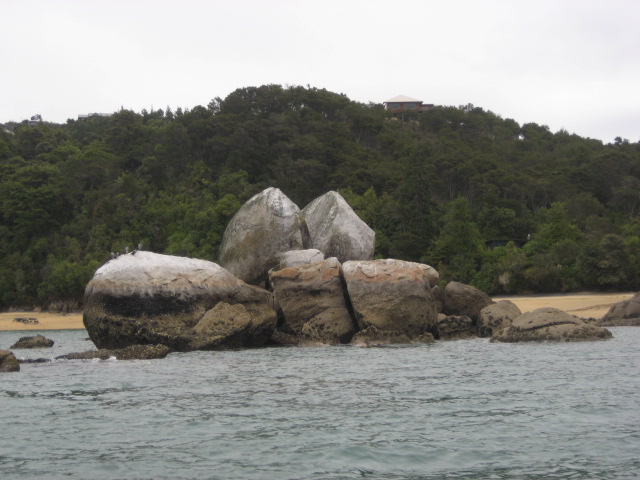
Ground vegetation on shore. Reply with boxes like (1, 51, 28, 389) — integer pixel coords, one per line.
(1, 84, 639, 308)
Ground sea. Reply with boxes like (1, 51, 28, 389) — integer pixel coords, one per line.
(1, 327, 639, 480)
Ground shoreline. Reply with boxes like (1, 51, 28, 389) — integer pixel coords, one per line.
(0, 292, 635, 331)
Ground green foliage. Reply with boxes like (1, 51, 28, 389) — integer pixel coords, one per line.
(1, 85, 640, 307)
(430, 197, 484, 284)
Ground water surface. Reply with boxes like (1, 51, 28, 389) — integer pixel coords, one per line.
(1, 328, 639, 479)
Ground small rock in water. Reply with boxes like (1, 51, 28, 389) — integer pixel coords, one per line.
(0, 350, 20, 372)
(10, 335, 54, 349)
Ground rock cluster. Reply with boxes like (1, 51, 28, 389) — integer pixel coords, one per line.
(76, 187, 614, 353)
(219, 188, 374, 286)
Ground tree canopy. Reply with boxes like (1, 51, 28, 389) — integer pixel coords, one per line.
(1, 84, 639, 308)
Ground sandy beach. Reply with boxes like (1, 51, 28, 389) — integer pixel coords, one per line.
(0, 311, 84, 331)
(492, 292, 635, 319)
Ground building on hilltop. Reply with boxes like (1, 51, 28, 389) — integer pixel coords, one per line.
(384, 95, 434, 113)
(78, 113, 113, 120)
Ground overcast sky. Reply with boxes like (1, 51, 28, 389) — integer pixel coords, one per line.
(2, 0, 639, 143)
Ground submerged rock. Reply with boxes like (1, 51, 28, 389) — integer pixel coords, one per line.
(58, 344, 171, 361)
(437, 314, 475, 340)
(219, 187, 309, 286)
(491, 307, 612, 342)
(477, 300, 522, 337)
(269, 257, 356, 345)
(0, 350, 20, 372)
(350, 325, 435, 346)
(83, 251, 276, 351)
(10, 335, 55, 349)
(302, 191, 375, 263)
(599, 292, 640, 326)
(342, 259, 438, 339)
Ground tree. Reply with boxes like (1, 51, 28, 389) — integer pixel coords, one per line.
(430, 197, 484, 284)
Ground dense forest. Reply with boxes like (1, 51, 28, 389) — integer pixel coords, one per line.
(1, 84, 640, 309)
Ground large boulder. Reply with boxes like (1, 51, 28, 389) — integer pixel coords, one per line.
(269, 257, 356, 345)
(302, 191, 375, 263)
(0, 350, 20, 372)
(219, 187, 309, 286)
(342, 259, 438, 340)
(477, 300, 522, 337)
(444, 282, 494, 322)
(599, 292, 640, 326)
(83, 251, 276, 351)
(491, 307, 612, 342)
(10, 335, 55, 349)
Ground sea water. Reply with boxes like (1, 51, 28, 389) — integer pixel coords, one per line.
(1, 328, 639, 479)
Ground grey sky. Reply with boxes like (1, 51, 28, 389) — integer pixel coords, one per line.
(2, 0, 639, 142)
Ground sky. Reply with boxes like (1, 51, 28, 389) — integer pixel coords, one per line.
(2, 0, 639, 143)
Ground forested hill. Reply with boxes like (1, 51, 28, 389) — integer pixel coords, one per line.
(1, 84, 639, 309)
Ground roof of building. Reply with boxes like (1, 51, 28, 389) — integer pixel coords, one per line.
(384, 95, 423, 103)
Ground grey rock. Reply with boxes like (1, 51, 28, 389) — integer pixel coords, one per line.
(0, 350, 20, 372)
(219, 187, 309, 286)
(269, 257, 356, 345)
(342, 259, 438, 339)
(491, 307, 612, 342)
(599, 292, 640, 326)
(83, 251, 276, 351)
(302, 191, 374, 263)
(10, 335, 55, 349)
(275, 249, 324, 270)
(477, 300, 522, 337)
(444, 282, 494, 322)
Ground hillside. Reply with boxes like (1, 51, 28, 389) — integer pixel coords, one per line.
(1, 84, 639, 308)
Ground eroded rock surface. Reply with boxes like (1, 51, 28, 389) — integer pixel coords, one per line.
(444, 282, 494, 321)
(342, 259, 438, 339)
(0, 350, 20, 372)
(491, 307, 612, 342)
(219, 187, 309, 286)
(10, 335, 55, 349)
(477, 300, 522, 337)
(302, 191, 375, 263)
(83, 251, 276, 351)
(599, 292, 640, 326)
(269, 257, 355, 345)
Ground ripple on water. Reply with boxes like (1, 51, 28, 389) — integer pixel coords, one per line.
(0, 328, 639, 479)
